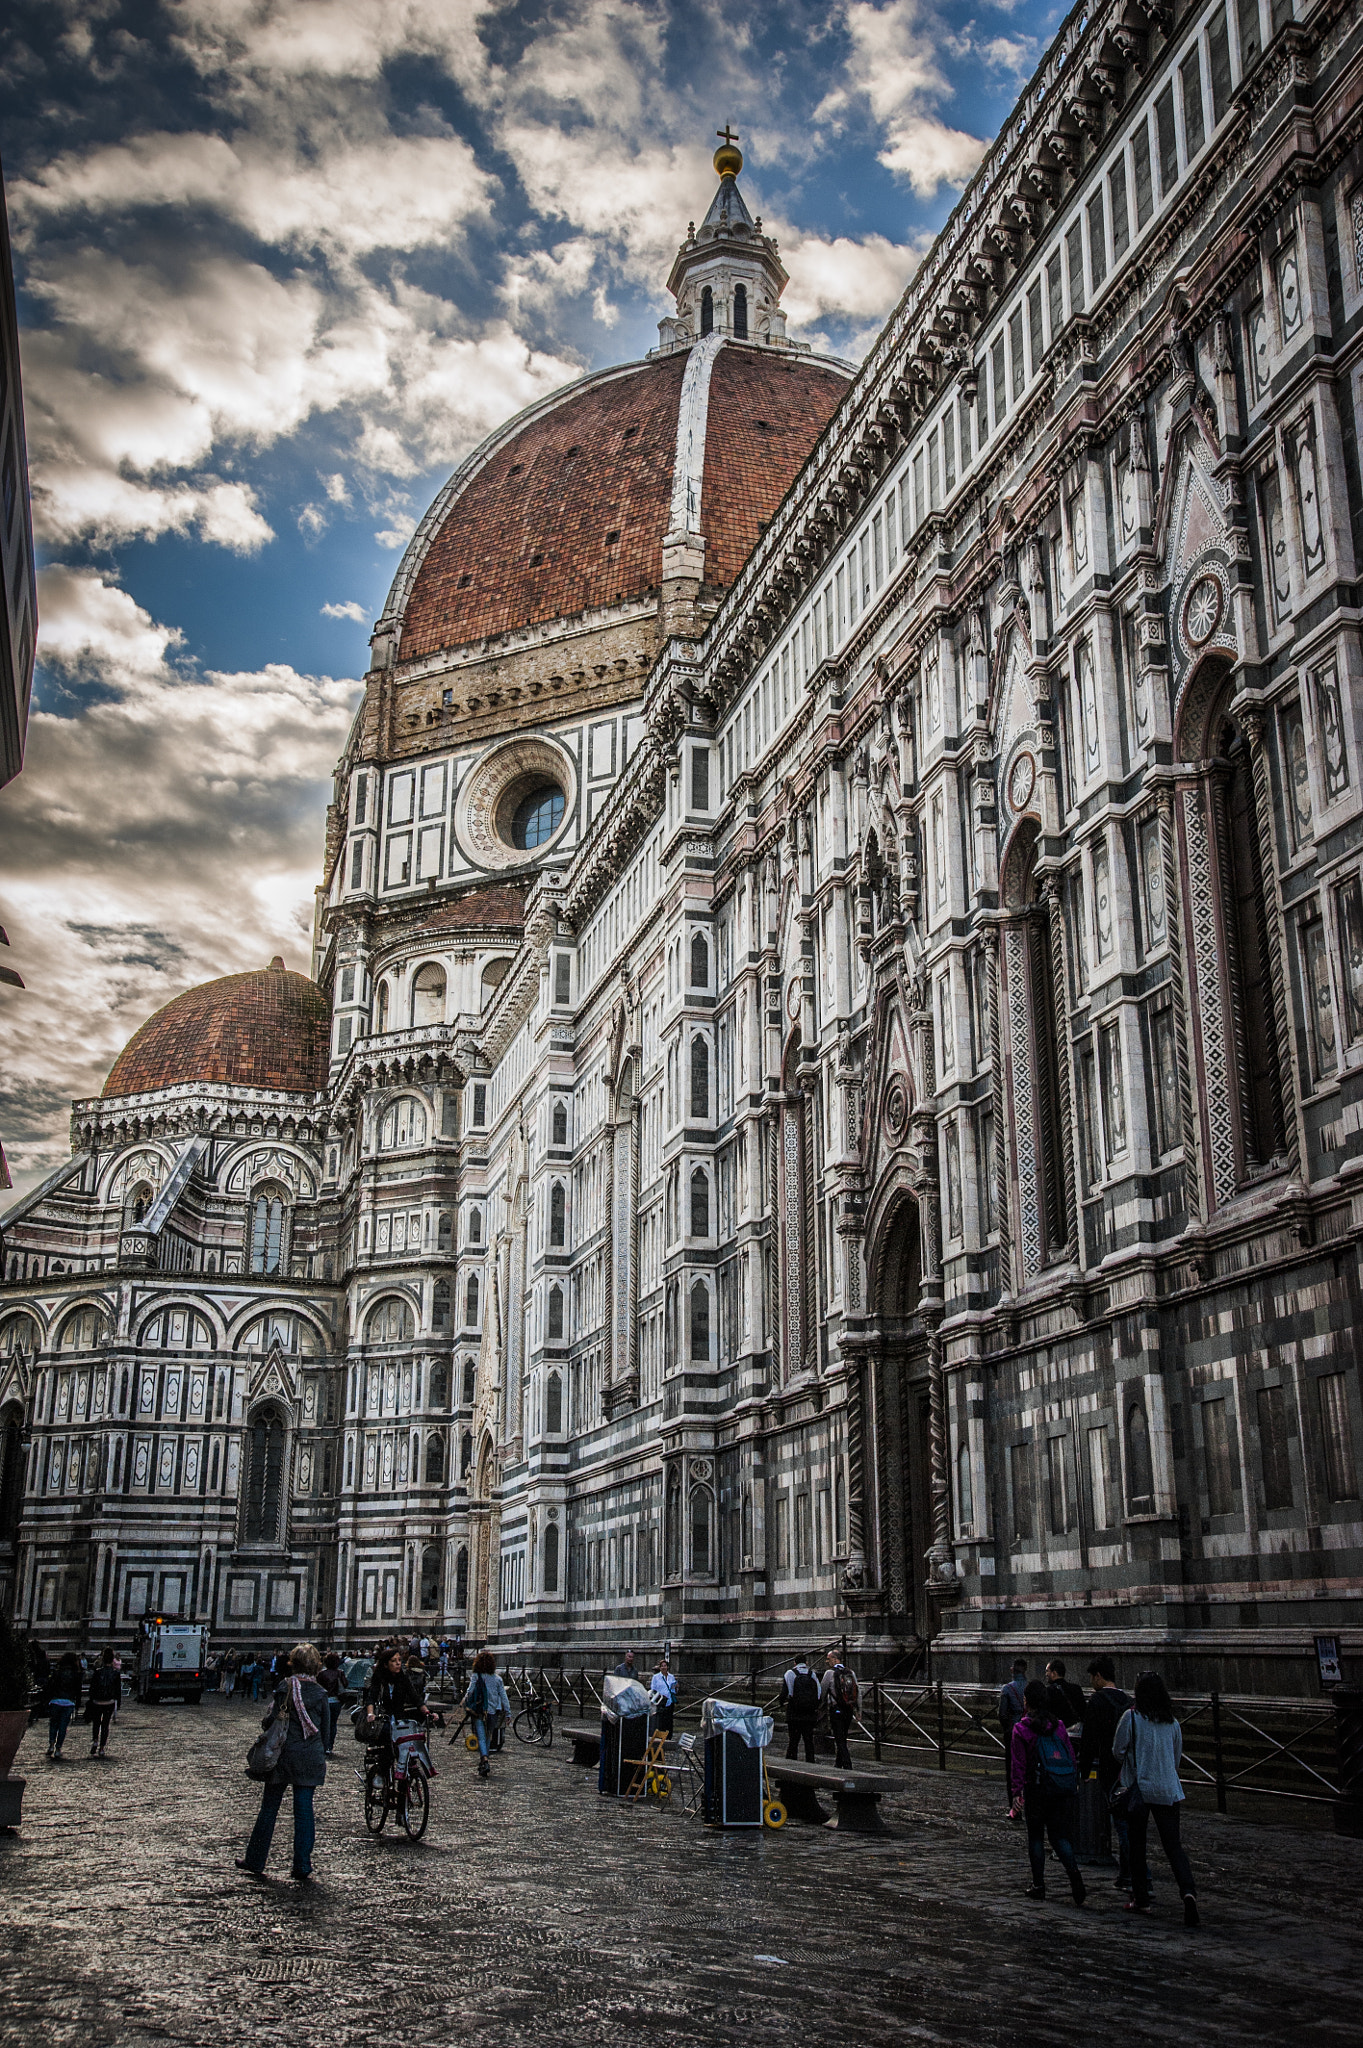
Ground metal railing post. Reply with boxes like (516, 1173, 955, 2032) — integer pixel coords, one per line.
(1211, 1690, 1227, 1813)
(873, 1678, 882, 1761)
(937, 1680, 947, 1771)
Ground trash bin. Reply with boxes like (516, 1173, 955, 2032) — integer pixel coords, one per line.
(700, 1698, 773, 1828)
(598, 1675, 655, 1796)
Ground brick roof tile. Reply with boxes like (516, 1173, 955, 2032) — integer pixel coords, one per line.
(103, 962, 329, 1098)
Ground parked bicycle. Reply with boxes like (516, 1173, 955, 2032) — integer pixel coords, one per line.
(512, 1691, 555, 1748)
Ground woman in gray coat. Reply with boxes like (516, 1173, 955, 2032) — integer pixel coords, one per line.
(236, 1642, 328, 1883)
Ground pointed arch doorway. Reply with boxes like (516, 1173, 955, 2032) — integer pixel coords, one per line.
(864, 1194, 935, 1641)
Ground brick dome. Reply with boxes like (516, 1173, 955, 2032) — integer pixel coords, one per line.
(392, 341, 850, 663)
(103, 958, 329, 1098)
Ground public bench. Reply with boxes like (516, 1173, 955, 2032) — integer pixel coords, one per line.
(559, 1720, 603, 1766)
(767, 1758, 902, 1833)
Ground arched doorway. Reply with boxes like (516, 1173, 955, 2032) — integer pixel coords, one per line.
(866, 1195, 934, 1639)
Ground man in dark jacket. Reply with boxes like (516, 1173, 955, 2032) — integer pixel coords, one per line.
(1045, 1659, 1086, 1726)
(783, 1656, 821, 1761)
(88, 1649, 120, 1757)
(1078, 1656, 1141, 1892)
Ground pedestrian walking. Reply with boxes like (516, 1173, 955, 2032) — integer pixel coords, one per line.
(45, 1652, 82, 1760)
(220, 1651, 238, 1702)
(1079, 1657, 1144, 1893)
(1045, 1659, 1086, 1727)
(613, 1649, 638, 1680)
(464, 1650, 511, 1778)
(235, 1642, 328, 1884)
(1113, 1672, 1200, 1928)
(87, 1649, 120, 1757)
(820, 1648, 859, 1768)
(649, 1656, 678, 1737)
(1009, 1679, 1086, 1907)
(782, 1654, 820, 1762)
(316, 1652, 343, 1755)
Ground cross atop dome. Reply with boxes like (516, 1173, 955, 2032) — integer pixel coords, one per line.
(657, 128, 798, 354)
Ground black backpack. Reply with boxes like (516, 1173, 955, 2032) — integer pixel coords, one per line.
(789, 1670, 820, 1719)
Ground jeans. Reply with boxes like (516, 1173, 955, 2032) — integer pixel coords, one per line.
(786, 1721, 815, 1761)
(47, 1704, 74, 1754)
(243, 1782, 316, 1876)
(1024, 1792, 1083, 1895)
(830, 1707, 854, 1768)
(90, 1703, 116, 1752)
(473, 1715, 491, 1760)
(1128, 1800, 1195, 1907)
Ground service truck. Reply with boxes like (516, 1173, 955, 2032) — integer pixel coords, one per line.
(135, 1618, 209, 1703)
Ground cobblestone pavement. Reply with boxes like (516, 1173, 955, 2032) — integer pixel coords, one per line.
(1, 1699, 1359, 2048)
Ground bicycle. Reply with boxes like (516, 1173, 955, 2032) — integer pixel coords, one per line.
(359, 1718, 442, 1840)
(512, 1692, 555, 1747)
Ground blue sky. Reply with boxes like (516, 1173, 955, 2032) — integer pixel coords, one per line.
(0, 0, 1060, 1197)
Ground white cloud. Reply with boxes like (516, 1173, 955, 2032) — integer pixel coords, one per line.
(0, 566, 358, 1194)
(321, 599, 368, 622)
(817, 0, 987, 198)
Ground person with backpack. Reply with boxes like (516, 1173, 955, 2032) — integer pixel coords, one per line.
(87, 1648, 120, 1757)
(820, 1648, 859, 1768)
(464, 1650, 511, 1779)
(45, 1652, 82, 1761)
(1009, 1678, 1086, 1906)
(782, 1655, 821, 1761)
(1112, 1671, 1199, 1928)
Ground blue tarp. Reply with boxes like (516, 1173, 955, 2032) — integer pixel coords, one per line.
(700, 1697, 773, 1748)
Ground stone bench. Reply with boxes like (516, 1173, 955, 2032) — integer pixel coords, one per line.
(768, 1758, 902, 1833)
(558, 1720, 603, 1766)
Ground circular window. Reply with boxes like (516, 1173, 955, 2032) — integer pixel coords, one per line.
(511, 783, 565, 850)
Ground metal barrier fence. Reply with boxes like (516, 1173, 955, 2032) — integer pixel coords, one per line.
(494, 1667, 1342, 1814)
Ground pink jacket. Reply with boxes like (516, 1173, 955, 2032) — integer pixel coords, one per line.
(1009, 1711, 1078, 1803)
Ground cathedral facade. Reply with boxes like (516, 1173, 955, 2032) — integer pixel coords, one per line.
(4, 0, 1363, 1693)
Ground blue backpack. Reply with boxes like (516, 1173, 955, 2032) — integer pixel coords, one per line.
(1032, 1724, 1078, 1794)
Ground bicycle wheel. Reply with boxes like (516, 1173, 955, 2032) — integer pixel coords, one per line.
(363, 1766, 389, 1834)
(400, 1765, 430, 1840)
(538, 1709, 554, 1749)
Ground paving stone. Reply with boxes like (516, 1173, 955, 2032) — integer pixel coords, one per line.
(1, 1699, 1359, 2048)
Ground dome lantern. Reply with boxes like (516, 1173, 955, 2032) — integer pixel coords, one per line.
(659, 128, 794, 355)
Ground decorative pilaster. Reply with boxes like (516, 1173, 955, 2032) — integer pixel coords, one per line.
(986, 928, 1012, 1296)
(1241, 707, 1303, 1176)
(1042, 872, 1079, 1262)
(1158, 787, 1203, 1222)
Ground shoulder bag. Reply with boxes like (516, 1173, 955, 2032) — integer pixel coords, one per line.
(245, 1696, 291, 1781)
(1108, 1716, 1146, 1820)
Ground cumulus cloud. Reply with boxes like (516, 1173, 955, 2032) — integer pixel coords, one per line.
(321, 599, 368, 622)
(817, 0, 987, 198)
(0, 566, 358, 1197)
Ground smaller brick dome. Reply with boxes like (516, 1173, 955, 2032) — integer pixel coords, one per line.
(103, 959, 329, 1098)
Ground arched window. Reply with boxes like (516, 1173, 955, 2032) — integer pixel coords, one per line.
(546, 1371, 562, 1434)
(665, 1470, 682, 1576)
(690, 1034, 709, 1119)
(411, 962, 446, 1026)
(1212, 701, 1286, 1172)
(468, 1207, 482, 1245)
(1002, 826, 1070, 1266)
(376, 980, 390, 1033)
(123, 1180, 154, 1229)
(248, 1185, 287, 1276)
(58, 1306, 109, 1351)
(690, 1486, 711, 1573)
(689, 1279, 710, 1361)
(690, 1168, 710, 1238)
(957, 1441, 974, 1532)
(481, 957, 511, 1006)
(547, 1284, 564, 1342)
(419, 1541, 442, 1609)
(379, 1097, 427, 1150)
(455, 1544, 469, 1606)
(552, 1100, 568, 1147)
(430, 1362, 448, 1409)
(244, 1406, 285, 1544)
(549, 1182, 566, 1247)
(512, 782, 565, 849)
(733, 282, 747, 339)
(465, 1273, 480, 1326)
(432, 1281, 450, 1334)
(0, 1314, 39, 1358)
(700, 285, 713, 336)
(690, 930, 709, 988)
(460, 1430, 473, 1477)
(119, 1367, 130, 1414)
(437, 1213, 452, 1251)
(462, 1358, 476, 1405)
(543, 1520, 559, 1593)
(0, 1405, 24, 1542)
(365, 1297, 415, 1344)
(425, 1432, 445, 1484)
(1126, 1399, 1154, 1506)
